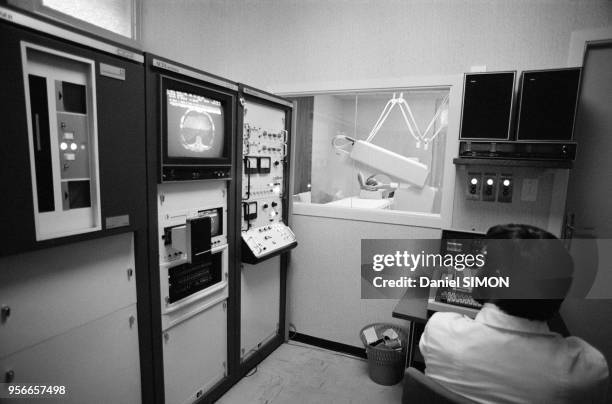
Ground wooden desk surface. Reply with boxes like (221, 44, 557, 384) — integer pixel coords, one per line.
(392, 286, 430, 323)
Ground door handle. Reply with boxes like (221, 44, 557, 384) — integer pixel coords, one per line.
(564, 212, 575, 249)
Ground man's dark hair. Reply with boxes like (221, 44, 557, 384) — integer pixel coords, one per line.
(473, 224, 574, 321)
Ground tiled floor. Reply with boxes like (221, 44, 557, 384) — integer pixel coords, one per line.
(217, 342, 403, 404)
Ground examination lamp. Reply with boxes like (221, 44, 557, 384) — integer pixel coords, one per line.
(332, 92, 448, 188)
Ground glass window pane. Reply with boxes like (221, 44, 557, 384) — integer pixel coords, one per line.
(311, 94, 357, 204)
(42, 0, 134, 38)
(291, 87, 450, 215)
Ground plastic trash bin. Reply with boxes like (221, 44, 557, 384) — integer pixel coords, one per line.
(360, 323, 407, 386)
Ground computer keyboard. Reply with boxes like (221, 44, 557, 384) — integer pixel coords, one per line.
(436, 289, 482, 310)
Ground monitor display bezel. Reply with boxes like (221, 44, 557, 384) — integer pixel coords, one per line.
(459, 71, 516, 141)
(515, 67, 581, 142)
(160, 75, 233, 167)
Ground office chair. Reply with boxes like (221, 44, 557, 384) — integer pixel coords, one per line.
(402, 367, 478, 404)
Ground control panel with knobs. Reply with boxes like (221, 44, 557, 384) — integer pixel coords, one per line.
(239, 93, 297, 263)
(242, 223, 297, 260)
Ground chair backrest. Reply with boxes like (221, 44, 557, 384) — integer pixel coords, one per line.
(402, 367, 478, 404)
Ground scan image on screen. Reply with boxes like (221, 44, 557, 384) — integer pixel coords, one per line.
(166, 89, 225, 158)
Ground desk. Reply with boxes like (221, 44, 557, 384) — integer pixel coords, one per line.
(392, 287, 429, 369)
(392, 287, 571, 369)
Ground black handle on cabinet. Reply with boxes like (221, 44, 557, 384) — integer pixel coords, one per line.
(1, 305, 10, 323)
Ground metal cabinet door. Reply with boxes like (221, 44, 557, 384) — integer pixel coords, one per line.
(0, 304, 141, 404)
(0, 233, 136, 358)
(163, 300, 228, 404)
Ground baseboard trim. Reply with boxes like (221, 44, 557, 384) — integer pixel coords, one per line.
(290, 332, 367, 359)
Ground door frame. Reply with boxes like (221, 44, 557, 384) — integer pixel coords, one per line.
(560, 27, 612, 239)
(567, 26, 612, 67)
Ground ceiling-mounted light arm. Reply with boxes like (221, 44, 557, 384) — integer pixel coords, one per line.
(420, 95, 450, 146)
(426, 124, 446, 146)
(365, 91, 451, 150)
(367, 92, 423, 147)
(331, 91, 451, 189)
(397, 94, 423, 139)
(332, 134, 429, 188)
(396, 98, 423, 146)
(366, 92, 398, 142)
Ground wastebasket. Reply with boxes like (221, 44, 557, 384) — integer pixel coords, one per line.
(360, 323, 407, 386)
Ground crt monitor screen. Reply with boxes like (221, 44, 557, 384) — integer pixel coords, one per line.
(440, 230, 486, 293)
(516, 68, 581, 141)
(165, 87, 225, 159)
(460, 72, 515, 140)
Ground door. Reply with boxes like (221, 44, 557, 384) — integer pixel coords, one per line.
(561, 40, 612, 387)
(563, 41, 612, 295)
(564, 41, 612, 239)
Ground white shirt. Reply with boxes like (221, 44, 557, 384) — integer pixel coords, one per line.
(419, 303, 609, 404)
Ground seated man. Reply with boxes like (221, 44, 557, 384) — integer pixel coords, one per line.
(419, 224, 609, 404)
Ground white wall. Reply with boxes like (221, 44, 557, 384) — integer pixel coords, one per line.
(288, 214, 439, 347)
(452, 167, 561, 234)
(143, 0, 612, 90)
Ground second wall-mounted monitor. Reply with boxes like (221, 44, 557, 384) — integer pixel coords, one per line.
(460, 71, 516, 141)
(516, 68, 581, 142)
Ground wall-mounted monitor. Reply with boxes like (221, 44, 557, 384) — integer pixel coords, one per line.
(160, 76, 233, 181)
(459, 71, 516, 141)
(516, 68, 581, 142)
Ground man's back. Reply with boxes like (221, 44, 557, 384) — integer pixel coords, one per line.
(419, 304, 609, 404)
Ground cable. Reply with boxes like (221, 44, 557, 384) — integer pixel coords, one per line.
(242, 347, 260, 377)
(288, 323, 297, 339)
(399, 96, 423, 139)
(427, 123, 446, 144)
(366, 93, 396, 142)
(397, 101, 422, 144)
(241, 217, 251, 232)
(421, 95, 449, 142)
(366, 93, 394, 141)
(366, 93, 424, 145)
(242, 157, 252, 201)
(245, 366, 258, 377)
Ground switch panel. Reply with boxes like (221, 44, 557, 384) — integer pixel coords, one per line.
(466, 172, 482, 200)
(57, 112, 90, 181)
(241, 223, 297, 262)
(482, 173, 497, 202)
(23, 44, 101, 240)
(241, 103, 287, 228)
(240, 96, 296, 263)
(497, 174, 513, 203)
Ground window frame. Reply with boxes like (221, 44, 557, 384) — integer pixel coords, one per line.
(274, 74, 463, 229)
(9, 0, 142, 50)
